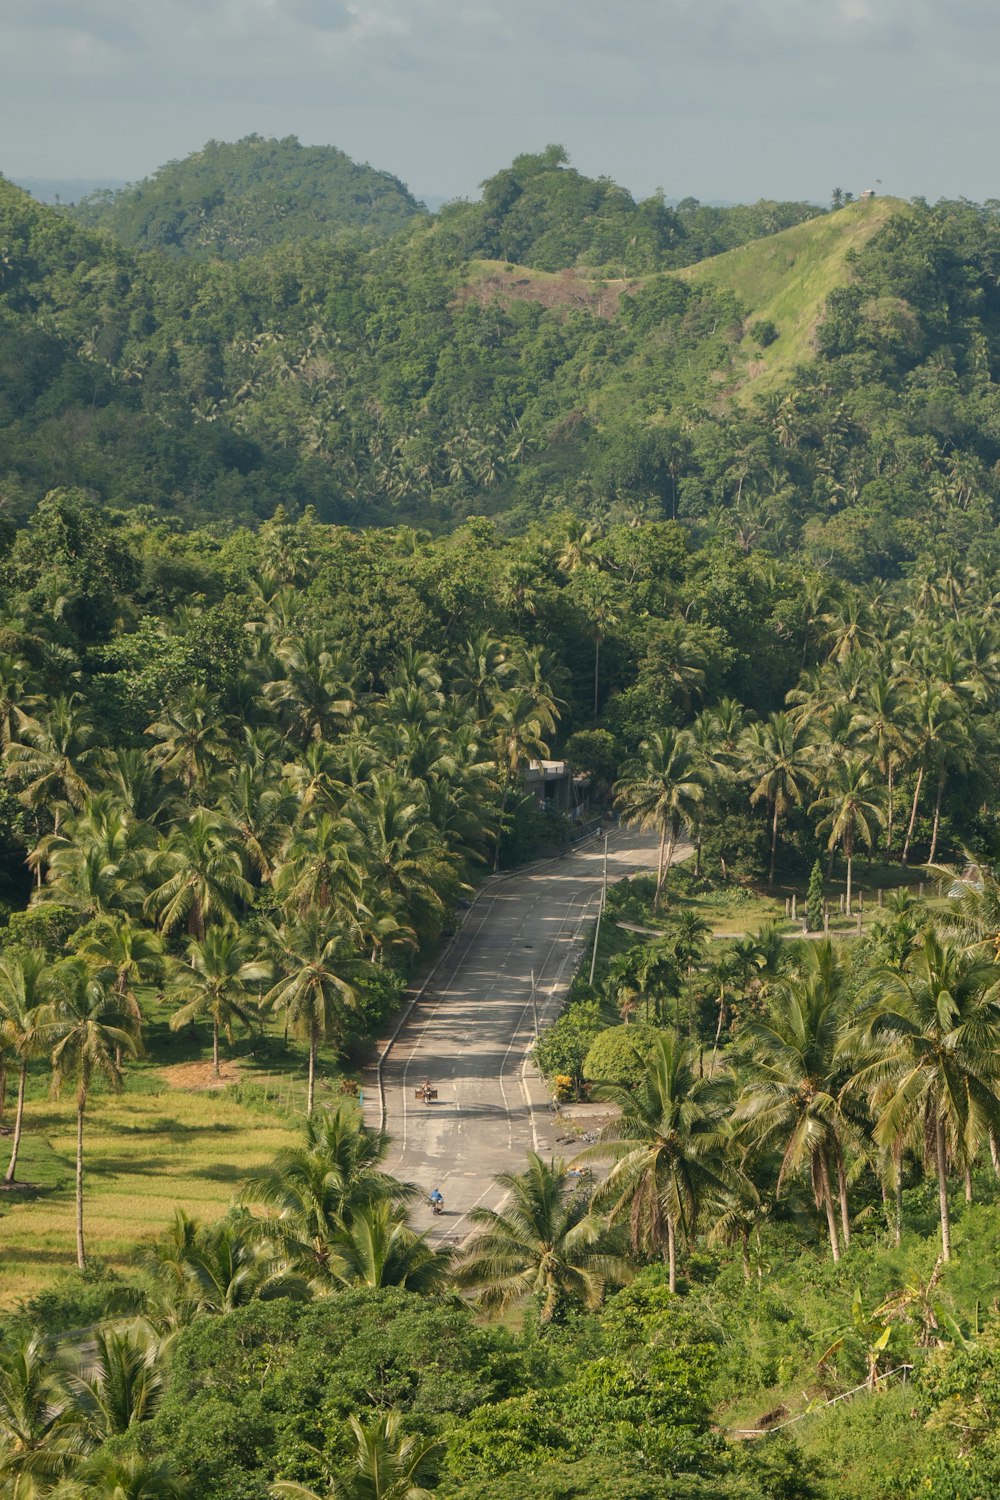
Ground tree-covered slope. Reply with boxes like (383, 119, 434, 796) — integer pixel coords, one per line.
(71, 135, 426, 256)
(436, 145, 824, 276)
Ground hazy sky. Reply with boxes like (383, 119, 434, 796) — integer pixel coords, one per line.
(2, 0, 997, 204)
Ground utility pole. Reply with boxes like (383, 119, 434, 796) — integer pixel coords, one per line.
(588, 834, 609, 986)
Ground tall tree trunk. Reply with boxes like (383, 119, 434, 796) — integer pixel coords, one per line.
(902, 764, 924, 865)
(928, 770, 946, 866)
(965, 1164, 973, 1203)
(593, 634, 600, 722)
(837, 1147, 852, 1248)
(4, 1061, 27, 1185)
(76, 1088, 87, 1270)
(886, 760, 894, 854)
(768, 800, 779, 890)
(990, 1129, 1000, 1177)
(666, 1214, 677, 1294)
(894, 1173, 903, 1249)
(212, 1017, 220, 1079)
(845, 828, 854, 916)
(935, 1113, 951, 1262)
(654, 829, 666, 908)
(817, 1150, 841, 1263)
(307, 1017, 317, 1117)
(0, 1055, 6, 1122)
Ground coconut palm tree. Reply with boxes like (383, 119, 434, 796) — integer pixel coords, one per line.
(263, 913, 358, 1115)
(263, 632, 355, 744)
(0, 953, 54, 1185)
(810, 757, 886, 914)
(614, 729, 705, 911)
(273, 816, 365, 925)
(740, 712, 815, 889)
(47, 961, 137, 1269)
(330, 1202, 452, 1293)
(579, 1032, 734, 1291)
(144, 811, 251, 940)
(5, 693, 99, 838)
(270, 1410, 437, 1500)
(732, 942, 855, 1262)
(145, 684, 232, 795)
(241, 1102, 416, 1284)
(452, 1152, 630, 1322)
(59, 1451, 191, 1499)
(853, 932, 1000, 1260)
(168, 930, 270, 1079)
(61, 1326, 165, 1443)
(74, 915, 163, 1068)
(0, 1332, 79, 1490)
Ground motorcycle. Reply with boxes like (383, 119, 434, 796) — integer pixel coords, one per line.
(429, 1195, 444, 1216)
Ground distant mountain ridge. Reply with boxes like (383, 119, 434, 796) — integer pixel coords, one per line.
(70, 135, 426, 257)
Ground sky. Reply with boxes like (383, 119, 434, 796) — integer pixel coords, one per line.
(2, 0, 998, 205)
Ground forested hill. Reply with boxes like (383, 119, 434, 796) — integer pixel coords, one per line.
(5, 153, 1000, 582)
(70, 135, 426, 256)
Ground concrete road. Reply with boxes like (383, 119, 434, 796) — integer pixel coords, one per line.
(370, 827, 666, 1245)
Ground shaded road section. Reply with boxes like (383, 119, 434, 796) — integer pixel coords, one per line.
(370, 828, 664, 1243)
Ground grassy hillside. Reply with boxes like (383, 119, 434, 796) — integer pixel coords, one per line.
(676, 195, 908, 396)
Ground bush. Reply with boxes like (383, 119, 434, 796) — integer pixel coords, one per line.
(583, 1023, 662, 1088)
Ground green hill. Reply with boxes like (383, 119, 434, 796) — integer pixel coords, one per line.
(675, 195, 908, 396)
(71, 135, 427, 257)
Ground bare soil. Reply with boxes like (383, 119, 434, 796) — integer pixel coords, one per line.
(160, 1060, 241, 1092)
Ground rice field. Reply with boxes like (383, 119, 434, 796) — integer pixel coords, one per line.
(0, 998, 350, 1306)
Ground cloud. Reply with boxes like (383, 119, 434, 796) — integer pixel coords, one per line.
(1, 0, 998, 200)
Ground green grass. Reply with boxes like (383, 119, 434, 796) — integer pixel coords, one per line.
(0, 995, 357, 1307)
(675, 197, 908, 398)
(613, 857, 934, 941)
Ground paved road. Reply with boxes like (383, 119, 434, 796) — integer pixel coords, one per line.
(368, 828, 665, 1244)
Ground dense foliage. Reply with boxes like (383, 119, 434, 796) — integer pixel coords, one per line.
(71, 135, 427, 255)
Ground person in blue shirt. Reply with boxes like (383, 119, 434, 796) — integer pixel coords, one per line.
(429, 1188, 444, 1213)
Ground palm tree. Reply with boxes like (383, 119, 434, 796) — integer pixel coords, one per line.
(579, 1032, 734, 1291)
(452, 1152, 630, 1322)
(263, 632, 355, 743)
(810, 757, 886, 914)
(135, 1210, 301, 1325)
(0, 953, 54, 1185)
(169, 930, 270, 1079)
(733, 942, 854, 1262)
(330, 1202, 452, 1293)
(850, 672, 912, 856)
(47, 961, 137, 1269)
(264, 913, 358, 1115)
(341, 775, 461, 945)
(0, 1332, 79, 1490)
(614, 729, 705, 911)
(741, 712, 815, 889)
(270, 1410, 437, 1500)
(5, 693, 99, 836)
(273, 816, 364, 924)
(60, 1451, 191, 1498)
(61, 1326, 165, 1442)
(854, 932, 1000, 1260)
(75, 915, 164, 1068)
(145, 811, 251, 940)
(241, 1102, 415, 1284)
(145, 684, 232, 795)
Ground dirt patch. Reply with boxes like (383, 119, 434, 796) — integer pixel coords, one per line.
(458, 265, 637, 320)
(555, 1101, 621, 1142)
(160, 1060, 241, 1092)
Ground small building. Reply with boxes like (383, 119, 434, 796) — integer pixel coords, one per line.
(522, 760, 591, 820)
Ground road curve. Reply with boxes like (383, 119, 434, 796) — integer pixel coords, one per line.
(368, 827, 664, 1243)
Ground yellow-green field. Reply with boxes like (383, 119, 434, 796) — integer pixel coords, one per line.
(0, 1002, 348, 1307)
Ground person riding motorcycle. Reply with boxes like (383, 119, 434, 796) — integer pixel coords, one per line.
(429, 1188, 444, 1215)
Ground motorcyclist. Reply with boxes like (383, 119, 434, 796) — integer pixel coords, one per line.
(429, 1188, 444, 1214)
